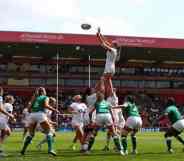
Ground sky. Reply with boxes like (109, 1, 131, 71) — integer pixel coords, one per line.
(0, 0, 184, 38)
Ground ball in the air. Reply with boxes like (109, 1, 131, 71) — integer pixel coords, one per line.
(81, 23, 91, 30)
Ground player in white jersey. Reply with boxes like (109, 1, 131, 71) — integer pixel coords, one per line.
(0, 94, 15, 156)
(103, 89, 125, 151)
(97, 27, 119, 97)
(22, 107, 30, 141)
(86, 89, 97, 125)
(68, 95, 87, 150)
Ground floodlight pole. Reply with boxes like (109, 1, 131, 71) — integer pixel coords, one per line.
(56, 52, 59, 126)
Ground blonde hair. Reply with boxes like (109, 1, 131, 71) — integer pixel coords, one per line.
(4, 95, 15, 104)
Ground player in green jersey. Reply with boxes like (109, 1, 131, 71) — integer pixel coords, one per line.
(113, 95, 142, 155)
(163, 97, 184, 153)
(20, 87, 59, 156)
(86, 92, 124, 155)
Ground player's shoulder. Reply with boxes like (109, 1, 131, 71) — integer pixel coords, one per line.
(70, 102, 77, 106)
(110, 47, 117, 53)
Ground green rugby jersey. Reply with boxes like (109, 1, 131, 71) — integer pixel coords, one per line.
(32, 95, 48, 112)
(165, 105, 181, 124)
(95, 100, 111, 114)
(123, 102, 140, 117)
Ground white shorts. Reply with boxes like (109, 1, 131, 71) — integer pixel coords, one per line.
(71, 118, 84, 128)
(29, 112, 47, 124)
(96, 113, 113, 127)
(104, 65, 115, 75)
(126, 116, 142, 130)
(172, 119, 184, 132)
(0, 119, 9, 130)
(23, 120, 29, 128)
(22, 118, 30, 127)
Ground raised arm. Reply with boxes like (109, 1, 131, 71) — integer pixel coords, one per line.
(96, 27, 113, 50)
(44, 97, 60, 113)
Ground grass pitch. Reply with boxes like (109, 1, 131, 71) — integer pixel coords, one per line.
(2, 131, 184, 161)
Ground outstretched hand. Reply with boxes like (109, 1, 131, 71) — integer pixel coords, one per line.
(97, 27, 101, 34)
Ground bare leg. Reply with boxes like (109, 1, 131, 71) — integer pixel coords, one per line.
(95, 77, 105, 94)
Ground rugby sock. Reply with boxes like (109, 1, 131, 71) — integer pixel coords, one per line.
(165, 137, 172, 150)
(106, 133, 111, 148)
(121, 136, 127, 151)
(47, 133, 53, 152)
(175, 135, 184, 145)
(113, 135, 122, 151)
(131, 135, 137, 151)
(21, 135, 33, 154)
(88, 137, 95, 151)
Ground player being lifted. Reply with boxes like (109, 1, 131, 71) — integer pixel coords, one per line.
(20, 87, 60, 156)
(162, 97, 184, 153)
(96, 27, 119, 97)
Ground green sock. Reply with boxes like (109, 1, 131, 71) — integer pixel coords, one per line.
(21, 135, 33, 153)
(166, 137, 172, 150)
(113, 135, 122, 151)
(121, 136, 127, 151)
(131, 135, 137, 151)
(88, 137, 95, 151)
(47, 134, 53, 152)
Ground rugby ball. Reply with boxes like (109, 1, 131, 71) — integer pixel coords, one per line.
(81, 23, 91, 30)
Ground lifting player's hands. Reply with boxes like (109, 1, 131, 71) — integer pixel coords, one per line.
(55, 109, 60, 114)
(97, 27, 101, 35)
(9, 113, 16, 123)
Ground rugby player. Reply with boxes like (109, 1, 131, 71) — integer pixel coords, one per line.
(20, 87, 60, 156)
(163, 97, 184, 153)
(113, 95, 142, 155)
(68, 95, 87, 150)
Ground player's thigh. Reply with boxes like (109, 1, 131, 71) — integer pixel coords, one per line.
(172, 119, 184, 133)
(126, 116, 142, 130)
(0, 120, 9, 131)
(104, 114, 113, 126)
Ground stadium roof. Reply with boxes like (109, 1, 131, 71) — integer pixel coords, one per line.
(0, 31, 184, 63)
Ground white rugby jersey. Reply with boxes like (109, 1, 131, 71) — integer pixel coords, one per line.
(104, 48, 117, 73)
(70, 102, 87, 121)
(0, 103, 13, 122)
